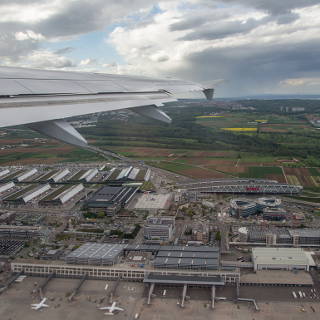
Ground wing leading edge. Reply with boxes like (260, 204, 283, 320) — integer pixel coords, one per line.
(0, 66, 213, 147)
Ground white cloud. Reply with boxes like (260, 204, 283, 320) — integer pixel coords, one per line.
(15, 30, 45, 41)
(0, 0, 64, 23)
(79, 58, 97, 66)
(20, 50, 74, 69)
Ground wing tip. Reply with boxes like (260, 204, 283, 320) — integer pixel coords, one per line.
(203, 88, 214, 100)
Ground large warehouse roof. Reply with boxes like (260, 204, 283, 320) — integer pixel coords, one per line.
(87, 186, 137, 205)
(252, 247, 312, 269)
(66, 242, 125, 265)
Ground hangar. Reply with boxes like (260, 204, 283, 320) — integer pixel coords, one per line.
(252, 247, 315, 271)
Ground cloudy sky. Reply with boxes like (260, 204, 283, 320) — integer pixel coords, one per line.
(1, 0, 320, 97)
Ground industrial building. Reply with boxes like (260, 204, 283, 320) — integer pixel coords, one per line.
(0, 168, 9, 178)
(86, 186, 138, 215)
(65, 243, 125, 265)
(123, 244, 221, 271)
(3, 184, 51, 204)
(133, 193, 173, 214)
(0, 182, 15, 194)
(1, 169, 24, 181)
(83, 168, 98, 182)
(242, 226, 320, 246)
(106, 166, 150, 181)
(252, 247, 315, 271)
(68, 168, 98, 182)
(262, 207, 289, 221)
(0, 225, 42, 239)
(39, 184, 84, 206)
(153, 246, 220, 270)
(144, 216, 175, 242)
(15, 168, 38, 182)
(177, 179, 302, 194)
(49, 168, 70, 182)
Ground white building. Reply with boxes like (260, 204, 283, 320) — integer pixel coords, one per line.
(16, 168, 38, 182)
(51, 168, 70, 182)
(0, 182, 15, 194)
(0, 169, 9, 178)
(83, 168, 98, 182)
(22, 184, 51, 203)
(59, 184, 84, 204)
(252, 247, 315, 272)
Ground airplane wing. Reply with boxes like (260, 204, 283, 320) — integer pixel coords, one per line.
(0, 66, 214, 147)
(114, 307, 124, 311)
(99, 307, 112, 310)
(31, 305, 41, 310)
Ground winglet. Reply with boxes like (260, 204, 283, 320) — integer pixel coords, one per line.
(203, 88, 214, 100)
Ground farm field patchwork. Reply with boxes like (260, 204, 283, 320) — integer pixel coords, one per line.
(284, 168, 317, 187)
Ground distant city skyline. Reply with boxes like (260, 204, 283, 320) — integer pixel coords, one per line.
(1, 0, 320, 97)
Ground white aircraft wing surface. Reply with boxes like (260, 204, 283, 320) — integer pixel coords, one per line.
(0, 66, 213, 147)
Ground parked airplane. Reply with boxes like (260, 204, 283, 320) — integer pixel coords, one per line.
(98, 301, 124, 315)
(31, 298, 49, 310)
(0, 66, 213, 148)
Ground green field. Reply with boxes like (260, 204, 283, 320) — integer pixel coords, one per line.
(240, 166, 283, 178)
(1, 99, 320, 186)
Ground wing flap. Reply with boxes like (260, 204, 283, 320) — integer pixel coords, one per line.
(16, 79, 90, 95)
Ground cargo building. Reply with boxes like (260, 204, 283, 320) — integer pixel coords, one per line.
(86, 186, 138, 215)
(0, 182, 15, 194)
(252, 247, 314, 271)
(3, 184, 51, 204)
(15, 168, 38, 182)
(39, 184, 84, 206)
(65, 242, 125, 265)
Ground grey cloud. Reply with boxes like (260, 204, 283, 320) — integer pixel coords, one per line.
(54, 47, 74, 55)
(176, 39, 320, 96)
(209, 0, 319, 15)
(170, 16, 207, 31)
(179, 18, 265, 41)
(34, 0, 164, 38)
(276, 12, 300, 25)
(170, 11, 230, 31)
